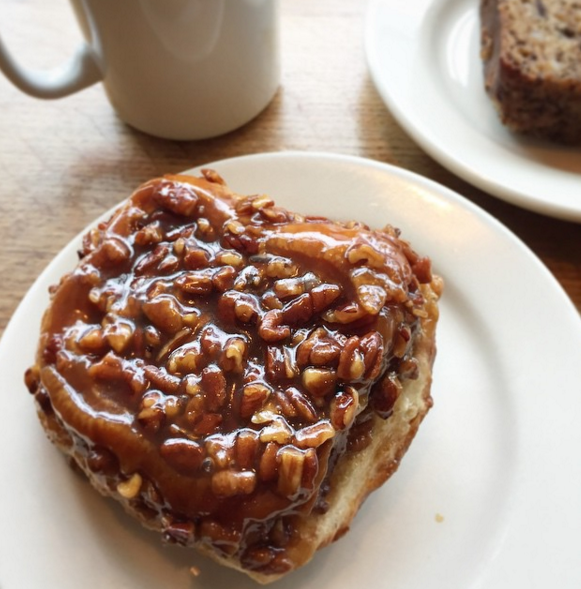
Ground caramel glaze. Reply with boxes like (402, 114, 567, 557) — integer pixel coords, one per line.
(26, 171, 433, 575)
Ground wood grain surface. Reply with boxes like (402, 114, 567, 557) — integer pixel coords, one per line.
(0, 0, 580, 343)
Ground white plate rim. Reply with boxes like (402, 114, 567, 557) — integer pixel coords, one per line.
(1, 151, 581, 588)
(364, 0, 581, 223)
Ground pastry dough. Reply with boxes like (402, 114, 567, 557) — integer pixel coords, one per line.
(25, 171, 442, 583)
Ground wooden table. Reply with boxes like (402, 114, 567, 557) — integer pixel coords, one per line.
(0, 0, 580, 342)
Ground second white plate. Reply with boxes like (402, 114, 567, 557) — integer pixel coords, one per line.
(365, 0, 581, 222)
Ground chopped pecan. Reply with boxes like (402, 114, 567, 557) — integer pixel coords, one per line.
(370, 373, 402, 418)
(212, 266, 237, 292)
(193, 412, 223, 435)
(103, 320, 134, 354)
(294, 421, 335, 448)
(200, 365, 227, 412)
(261, 291, 283, 310)
(277, 446, 305, 497)
(167, 341, 202, 375)
(135, 222, 164, 246)
(217, 291, 238, 324)
(77, 326, 106, 353)
(205, 436, 235, 470)
(251, 409, 279, 425)
(160, 438, 205, 474)
(117, 473, 142, 499)
(258, 442, 279, 482)
(295, 329, 321, 367)
(216, 250, 244, 267)
(259, 416, 293, 444)
(137, 393, 166, 433)
(282, 293, 313, 326)
(172, 236, 186, 255)
(259, 309, 290, 342)
(225, 220, 245, 235)
(233, 293, 261, 324)
(221, 337, 247, 373)
(411, 256, 432, 284)
(142, 295, 183, 333)
(234, 265, 263, 291)
(144, 325, 162, 349)
(143, 364, 181, 394)
(308, 335, 341, 367)
(196, 218, 216, 241)
(259, 206, 290, 225)
(239, 382, 271, 419)
(184, 393, 205, 426)
(330, 387, 359, 430)
(276, 446, 314, 498)
(183, 244, 211, 269)
(282, 347, 298, 379)
(360, 331, 384, 380)
(157, 326, 195, 361)
(212, 470, 257, 498)
(283, 386, 318, 423)
(265, 346, 287, 382)
(302, 367, 337, 397)
(273, 277, 306, 299)
(265, 256, 298, 279)
(274, 389, 298, 419)
(346, 241, 385, 269)
(323, 301, 367, 324)
(393, 323, 412, 358)
(199, 324, 227, 359)
(250, 194, 274, 211)
(158, 254, 179, 274)
(356, 283, 388, 315)
(235, 429, 260, 470)
(175, 270, 215, 295)
(164, 395, 182, 418)
(337, 336, 365, 381)
(101, 237, 132, 266)
(310, 283, 341, 313)
(88, 351, 126, 381)
(134, 244, 169, 275)
(153, 180, 199, 216)
(201, 168, 226, 185)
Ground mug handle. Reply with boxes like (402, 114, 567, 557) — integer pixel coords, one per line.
(0, 33, 101, 99)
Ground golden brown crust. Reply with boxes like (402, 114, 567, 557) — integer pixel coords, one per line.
(25, 172, 441, 583)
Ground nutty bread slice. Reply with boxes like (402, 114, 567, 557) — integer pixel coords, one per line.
(25, 171, 442, 583)
(480, 0, 581, 143)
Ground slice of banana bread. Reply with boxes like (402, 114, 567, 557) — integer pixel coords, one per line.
(480, 0, 581, 143)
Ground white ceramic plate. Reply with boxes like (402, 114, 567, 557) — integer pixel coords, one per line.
(2, 152, 581, 588)
(365, 0, 581, 222)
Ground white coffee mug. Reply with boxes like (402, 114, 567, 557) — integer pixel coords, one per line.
(0, 0, 280, 140)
